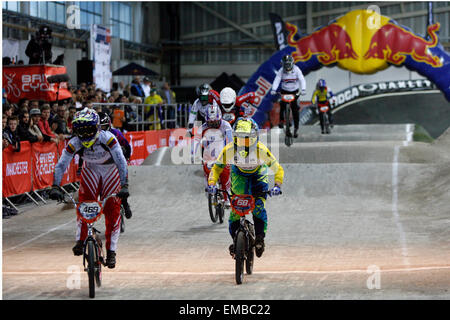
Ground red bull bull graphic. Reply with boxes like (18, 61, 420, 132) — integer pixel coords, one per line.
(285, 23, 358, 65)
(364, 23, 442, 68)
(240, 10, 450, 127)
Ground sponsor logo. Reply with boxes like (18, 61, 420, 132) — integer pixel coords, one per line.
(6, 161, 29, 176)
(252, 76, 272, 107)
(286, 23, 358, 65)
(364, 23, 442, 67)
(36, 152, 56, 175)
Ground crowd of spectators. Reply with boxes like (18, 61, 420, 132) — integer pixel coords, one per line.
(2, 76, 183, 152)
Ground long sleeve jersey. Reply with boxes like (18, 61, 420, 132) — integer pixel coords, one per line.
(208, 141, 284, 186)
(193, 120, 233, 164)
(272, 65, 306, 93)
(54, 130, 128, 187)
(188, 98, 220, 128)
(311, 87, 334, 104)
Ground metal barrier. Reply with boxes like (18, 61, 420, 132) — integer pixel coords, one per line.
(91, 103, 192, 131)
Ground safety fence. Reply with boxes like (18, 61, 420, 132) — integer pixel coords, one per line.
(91, 103, 192, 132)
(2, 128, 191, 210)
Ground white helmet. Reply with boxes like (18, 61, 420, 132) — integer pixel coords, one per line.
(220, 87, 236, 112)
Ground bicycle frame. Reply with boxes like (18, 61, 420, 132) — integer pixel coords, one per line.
(62, 192, 119, 297)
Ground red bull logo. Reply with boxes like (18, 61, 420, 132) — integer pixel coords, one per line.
(364, 22, 442, 67)
(286, 22, 358, 65)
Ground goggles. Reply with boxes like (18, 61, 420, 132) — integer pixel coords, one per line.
(234, 133, 257, 147)
(73, 124, 98, 140)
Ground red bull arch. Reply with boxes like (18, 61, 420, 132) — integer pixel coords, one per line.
(240, 9, 450, 127)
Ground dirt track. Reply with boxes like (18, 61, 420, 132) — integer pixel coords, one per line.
(3, 124, 450, 300)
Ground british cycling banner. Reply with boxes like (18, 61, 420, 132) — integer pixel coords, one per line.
(3, 64, 72, 104)
(57, 140, 78, 185)
(2, 142, 33, 197)
(31, 141, 59, 190)
(125, 131, 147, 166)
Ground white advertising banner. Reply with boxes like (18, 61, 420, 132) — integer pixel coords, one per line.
(90, 24, 112, 92)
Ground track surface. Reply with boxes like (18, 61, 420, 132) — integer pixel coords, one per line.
(3, 124, 450, 300)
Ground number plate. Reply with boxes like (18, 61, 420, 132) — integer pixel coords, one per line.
(320, 106, 329, 112)
(231, 194, 255, 216)
(281, 94, 295, 102)
(77, 202, 103, 223)
(223, 112, 236, 123)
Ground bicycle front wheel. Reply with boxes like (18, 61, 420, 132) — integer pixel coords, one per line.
(235, 231, 245, 285)
(87, 240, 96, 298)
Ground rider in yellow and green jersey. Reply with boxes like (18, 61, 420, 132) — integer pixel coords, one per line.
(207, 118, 284, 258)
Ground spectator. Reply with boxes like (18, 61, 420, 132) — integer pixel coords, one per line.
(49, 103, 58, 124)
(29, 108, 57, 143)
(29, 100, 40, 111)
(38, 104, 58, 143)
(142, 77, 152, 97)
(51, 104, 71, 139)
(3, 115, 9, 149)
(118, 81, 125, 95)
(4, 104, 14, 118)
(25, 25, 53, 64)
(4, 116, 21, 152)
(3, 57, 12, 66)
(130, 76, 145, 98)
(18, 111, 42, 143)
(160, 82, 177, 129)
(67, 106, 76, 131)
(111, 105, 126, 132)
(161, 82, 176, 104)
(144, 88, 163, 130)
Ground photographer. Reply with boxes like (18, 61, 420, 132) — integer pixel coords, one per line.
(25, 25, 53, 64)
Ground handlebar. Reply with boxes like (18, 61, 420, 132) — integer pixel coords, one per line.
(58, 193, 119, 207)
(217, 188, 279, 198)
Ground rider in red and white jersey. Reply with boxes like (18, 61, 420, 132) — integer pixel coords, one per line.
(49, 109, 128, 269)
(212, 87, 256, 126)
(193, 103, 233, 206)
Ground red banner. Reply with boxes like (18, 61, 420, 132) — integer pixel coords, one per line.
(3, 64, 72, 104)
(57, 140, 78, 185)
(124, 131, 147, 166)
(2, 129, 194, 198)
(2, 142, 33, 197)
(31, 142, 59, 190)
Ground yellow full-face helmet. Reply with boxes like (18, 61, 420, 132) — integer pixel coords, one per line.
(233, 118, 259, 150)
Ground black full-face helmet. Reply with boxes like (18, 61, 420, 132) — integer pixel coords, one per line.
(282, 54, 294, 72)
(196, 83, 211, 106)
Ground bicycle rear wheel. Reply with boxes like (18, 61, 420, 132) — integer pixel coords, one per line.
(87, 240, 96, 298)
(208, 193, 218, 223)
(235, 231, 245, 285)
